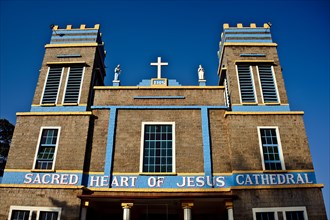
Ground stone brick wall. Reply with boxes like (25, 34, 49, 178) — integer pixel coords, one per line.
(93, 87, 225, 106)
(233, 188, 327, 220)
(112, 109, 204, 173)
(6, 114, 90, 171)
(0, 187, 82, 220)
(225, 114, 313, 171)
(32, 47, 98, 106)
(221, 46, 289, 105)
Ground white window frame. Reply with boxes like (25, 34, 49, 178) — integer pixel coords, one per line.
(8, 205, 62, 220)
(40, 67, 64, 105)
(236, 64, 258, 104)
(256, 65, 281, 104)
(139, 122, 176, 173)
(32, 127, 61, 171)
(62, 66, 85, 104)
(253, 207, 308, 220)
(257, 126, 286, 171)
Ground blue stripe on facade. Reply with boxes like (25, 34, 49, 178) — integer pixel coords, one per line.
(91, 105, 228, 110)
(201, 107, 213, 182)
(225, 39, 273, 43)
(51, 35, 98, 40)
(52, 30, 99, 34)
(104, 107, 117, 177)
(224, 34, 272, 38)
(30, 106, 87, 112)
(50, 40, 99, 44)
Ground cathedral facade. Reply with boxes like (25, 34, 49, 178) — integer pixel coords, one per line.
(0, 23, 327, 220)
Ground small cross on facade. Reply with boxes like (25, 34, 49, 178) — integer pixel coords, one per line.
(150, 57, 168, 78)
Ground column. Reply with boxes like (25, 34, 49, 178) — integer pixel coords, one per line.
(182, 202, 194, 220)
(80, 201, 89, 220)
(225, 201, 234, 220)
(122, 203, 133, 220)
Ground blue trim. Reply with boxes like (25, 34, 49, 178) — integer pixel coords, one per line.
(225, 39, 273, 43)
(50, 41, 100, 44)
(51, 35, 97, 40)
(232, 105, 290, 112)
(91, 105, 228, 110)
(56, 54, 81, 58)
(224, 34, 272, 38)
(240, 53, 266, 57)
(52, 30, 98, 34)
(104, 107, 117, 177)
(201, 107, 213, 182)
(30, 106, 87, 112)
(133, 96, 185, 99)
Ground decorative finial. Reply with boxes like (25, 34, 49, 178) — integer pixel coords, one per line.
(114, 64, 122, 81)
(198, 64, 205, 80)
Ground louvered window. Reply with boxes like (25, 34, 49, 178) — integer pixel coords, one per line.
(258, 65, 278, 103)
(41, 67, 63, 104)
(63, 66, 84, 103)
(237, 65, 256, 103)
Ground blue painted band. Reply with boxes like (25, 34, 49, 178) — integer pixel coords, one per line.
(51, 35, 97, 40)
(201, 107, 212, 179)
(91, 105, 228, 110)
(50, 41, 100, 44)
(56, 54, 81, 58)
(30, 106, 87, 112)
(104, 107, 117, 177)
(52, 30, 98, 34)
(224, 34, 272, 38)
(225, 39, 273, 43)
(232, 105, 290, 112)
(133, 96, 185, 99)
(240, 53, 266, 57)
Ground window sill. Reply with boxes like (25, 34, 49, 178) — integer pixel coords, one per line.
(139, 172, 177, 176)
(62, 103, 79, 106)
(40, 104, 56, 107)
(262, 170, 287, 174)
(31, 169, 56, 173)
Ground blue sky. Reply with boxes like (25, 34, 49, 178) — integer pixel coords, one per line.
(0, 0, 329, 216)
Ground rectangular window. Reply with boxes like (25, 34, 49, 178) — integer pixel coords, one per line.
(258, 65, 279, 103)
(34, 128, 60, 170)
(63, 66, 84, 104)
(236, 65, 256, 103)
(140, 123, 175, 173)
(258, 127, 285, 170)
(41, 67, 63, 104)
(11, 210, 30, 220)
(256, 212, 275, 220)
(253, 207, 307, 220)
(9, 206, 61, 220)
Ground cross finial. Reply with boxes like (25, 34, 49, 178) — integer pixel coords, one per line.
(150, 57, 168, 78)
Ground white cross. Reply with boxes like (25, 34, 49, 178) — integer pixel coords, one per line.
(150, 57, 168, 78)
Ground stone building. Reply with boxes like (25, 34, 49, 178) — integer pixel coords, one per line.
(0, 23, 327, 220)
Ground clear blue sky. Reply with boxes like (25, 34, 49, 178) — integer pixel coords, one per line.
(0, 0, 329, 217)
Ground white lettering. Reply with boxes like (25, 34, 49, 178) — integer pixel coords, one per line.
(101, 176, 109, 187)
(42, 174, 51, 184)
(187, 177, 194, 187)
(130, 177, 137, 187)
(236, 175, 245, 185)
(296, 174, 305, 184)
(245, 175, 253, 185)
(270, 174, 276, 184)
(261, 174, 270, 185)
(24, 173, 33, 184)
(196, 176, 205, 187)
(286, 174, 295, 184)
(69, 175, 79, 185)
(252, 174, 260, 184)
(90, 176, 100, 187)
(111, 176, 119, 187)
(60, 174, 69, 184)
(32, 174, 41, 184)
(304, 174, 313, 184)
(216, 176, 225, 187)
(177, 177, 186, 187)
(120, 176, 129, 187)
(277, 174, 286, 184)
(156, 177, 165, 187)
(148, 177, 157, 187)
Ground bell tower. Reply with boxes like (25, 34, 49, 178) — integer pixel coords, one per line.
(218, 23, 290, 112)
(31, 24, 106, 112)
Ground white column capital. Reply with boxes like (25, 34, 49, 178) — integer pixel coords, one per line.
(121, 203, 134, 209)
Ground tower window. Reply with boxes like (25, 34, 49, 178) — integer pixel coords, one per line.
(63, 66, 84, 104)
(41, 67, 63, 104)
(34, 127, 60, 170)
(236, 65, 256, 103)
(258, 127, 285, 170)
(140, 123, 175, 173)
(258, 65, 279, 103)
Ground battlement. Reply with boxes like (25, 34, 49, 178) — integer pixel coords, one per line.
(49, 24, 103, 45)
(223, 23, 271, 29)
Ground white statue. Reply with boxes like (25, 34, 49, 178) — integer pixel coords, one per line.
(114, 64, 122, 81)
(198, 64, 204, 80)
